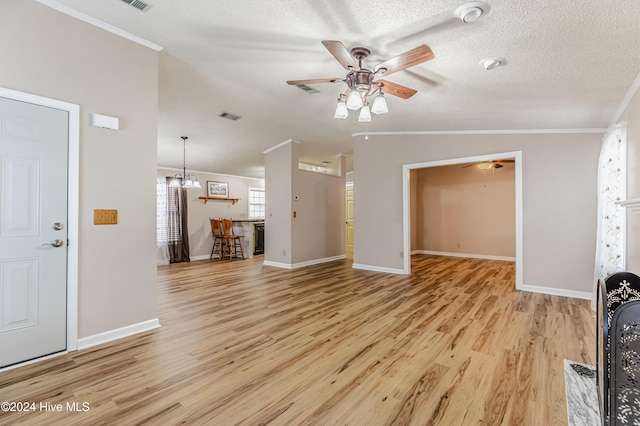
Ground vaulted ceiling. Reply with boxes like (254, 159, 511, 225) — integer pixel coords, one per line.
(46, 0, 640, 178)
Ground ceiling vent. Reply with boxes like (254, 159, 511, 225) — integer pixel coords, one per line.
(295, 84, 320, 94)
(121, 0, 153, 12)
(218, 111, 242, 121)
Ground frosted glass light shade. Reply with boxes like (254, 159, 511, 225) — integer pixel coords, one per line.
(346, 91, 363, 110)
(371, 94, 388, 114)
(358, 105, 372, 123)
(334, 101, 348, 119)
(168, 177, 181, 188)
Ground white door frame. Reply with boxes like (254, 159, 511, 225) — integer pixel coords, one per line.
(0, 87, 79, 354)
(402, 150, 523, 290)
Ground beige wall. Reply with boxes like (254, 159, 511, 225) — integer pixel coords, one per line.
(265, 141, 346, 266)
(412, 164, 515, 258)
(1, 2, 159, 338)
(265, 142, 294, 264)
(353, 132, 601, 293)
(158, 168, 265, 259)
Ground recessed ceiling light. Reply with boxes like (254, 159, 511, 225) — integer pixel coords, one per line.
(455, 2, 490, 23)
(479, 57, 505, 70)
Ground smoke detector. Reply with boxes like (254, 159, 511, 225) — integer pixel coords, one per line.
(480, 57, 506, 70)
(455, 2, 490, 23)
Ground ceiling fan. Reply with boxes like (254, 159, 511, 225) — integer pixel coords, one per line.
(462, 160, 515, 169)
(287, 40, 434, 121)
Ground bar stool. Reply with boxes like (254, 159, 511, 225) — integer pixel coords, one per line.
(221, 218, 244, 260)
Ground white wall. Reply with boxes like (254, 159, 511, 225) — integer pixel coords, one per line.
(354, 132, 601, 294)
(1, 2, 159, 338)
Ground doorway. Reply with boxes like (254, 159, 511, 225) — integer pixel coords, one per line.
(0, 87, 79, 369)
(346, 183, 354, 254)
(402, 151, 523, 290)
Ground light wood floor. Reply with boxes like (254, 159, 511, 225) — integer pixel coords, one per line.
(0, 255, 595, 425)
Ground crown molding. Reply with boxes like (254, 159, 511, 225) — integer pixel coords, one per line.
(36, 0, 164, 52)
(352, 128, 607, 138)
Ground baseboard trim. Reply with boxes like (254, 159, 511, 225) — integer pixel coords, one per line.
(77, 318, 161, 350)
(190, 254, 211, 261)
(263, 255, 346, 269)
(412, 250, 516, 262)
(352, 263, 406, 274)
(522, 284, 592, 300)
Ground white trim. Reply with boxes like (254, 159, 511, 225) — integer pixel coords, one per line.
(35, 0, 164, 52)
(352, 263, 406, 274)
(618, 198, 640, 213)
(402, 151, 523, 291)
(263, 254, 346, 269)
(353, 128, 607, 138)
(522, 284, 592, 300)
(611, 72, 640, 128)
(262, 139, 301, 155)
(412, 250, 516, 262)
(77, 319, 160, 350)
(263, 260, 293, 269)
(158, 167, 265, 182)
(0, 87, 80, 354)
(190, 254, 212, 261)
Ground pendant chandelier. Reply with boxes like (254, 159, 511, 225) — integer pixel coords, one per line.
(168, 136, 201, 189)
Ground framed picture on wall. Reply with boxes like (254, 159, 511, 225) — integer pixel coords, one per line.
(207, 181, 229, 197)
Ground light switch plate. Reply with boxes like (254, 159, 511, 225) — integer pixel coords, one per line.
(94, 209, 118, 225)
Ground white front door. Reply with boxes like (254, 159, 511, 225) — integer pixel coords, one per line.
(0, 96, 69, 368)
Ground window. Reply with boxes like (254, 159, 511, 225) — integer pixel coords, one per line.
(157, 176, 168, 244)
(248, 188, 265, 219)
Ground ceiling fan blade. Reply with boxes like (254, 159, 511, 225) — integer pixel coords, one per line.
(461, 164, 475, 168)
(375, 79, 417, 99)
(321, 40, 359, 70)
(374, 45, 434, 76)
(495, 159, 515, 164)
(494, 163, 504, 169)
(287, 77, 344, 85)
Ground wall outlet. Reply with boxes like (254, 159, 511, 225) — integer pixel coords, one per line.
(282, 250, 286, 256)
(400, 251, 403, 258)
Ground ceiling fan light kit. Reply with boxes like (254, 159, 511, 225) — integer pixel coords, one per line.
(455, 1, 490, 23)
(334, 95, 349, 119)
(287, 40, 435, 123)
(371, 93, 389, 115)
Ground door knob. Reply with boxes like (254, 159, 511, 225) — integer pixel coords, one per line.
(42, 239, 64, 248)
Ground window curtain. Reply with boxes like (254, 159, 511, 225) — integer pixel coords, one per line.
(156, 177, 170, 266)
(166, 177, 190, 263)
(593, 123, 627, 308)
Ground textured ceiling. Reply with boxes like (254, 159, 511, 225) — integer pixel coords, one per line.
(46, 0, 640, 178)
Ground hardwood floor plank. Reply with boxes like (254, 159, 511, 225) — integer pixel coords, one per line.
(0, 254, 595, 425)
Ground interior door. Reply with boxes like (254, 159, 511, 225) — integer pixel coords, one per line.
(346, 184, 354, 254)
(0, 96, 68, 368)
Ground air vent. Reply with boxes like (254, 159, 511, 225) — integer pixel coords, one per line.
(295, 84, 320, 94)
(218, 111, 242, 121)
(121, 0, 153, 12)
